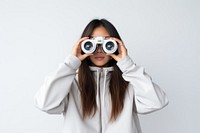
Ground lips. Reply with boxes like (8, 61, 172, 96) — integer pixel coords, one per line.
(95, 56, 105, 61)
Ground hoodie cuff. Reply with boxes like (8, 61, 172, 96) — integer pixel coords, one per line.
(64, 54, 81, 70)
(117, 56, 136, 72)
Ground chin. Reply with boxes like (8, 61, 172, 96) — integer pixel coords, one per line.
(93, 62, 109, 67)
(94, 64, 104, 67)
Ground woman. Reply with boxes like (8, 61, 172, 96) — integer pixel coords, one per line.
(34, 19, 168, 133)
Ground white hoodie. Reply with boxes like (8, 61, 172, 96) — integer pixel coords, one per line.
(34, 55, 168, 133)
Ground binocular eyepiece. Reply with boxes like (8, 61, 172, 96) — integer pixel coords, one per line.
(81, 37, 118, 54)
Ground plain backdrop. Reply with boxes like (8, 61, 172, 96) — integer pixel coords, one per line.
(0, 0, 199, 133)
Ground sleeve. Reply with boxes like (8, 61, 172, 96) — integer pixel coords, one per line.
(117, 56, 169, 114)
(34, 54, 81, 114)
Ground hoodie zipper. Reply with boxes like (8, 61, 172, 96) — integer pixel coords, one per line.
(93, 67, 112, 133)
(98, 69, 108, 133)
(97, 69, 102, 133)
(101, 70, 107, 133)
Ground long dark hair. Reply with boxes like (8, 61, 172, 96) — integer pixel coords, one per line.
(78, 19, 129, 121)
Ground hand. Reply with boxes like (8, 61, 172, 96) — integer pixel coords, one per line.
(108, 37, 128, 61)
(71, 37, 93, 61)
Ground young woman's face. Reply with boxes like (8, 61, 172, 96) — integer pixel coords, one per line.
(89, 26, 112, 67)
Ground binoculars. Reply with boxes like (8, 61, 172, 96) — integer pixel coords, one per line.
(81, 37, 118, 54)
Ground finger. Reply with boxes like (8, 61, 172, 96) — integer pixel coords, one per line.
(107, 54, 120, 61)
(79, 37, 89, 42)
(117, 43, 124, 53)
(79, 53, 93, 61)
(110, 37, 127, 53)
(116, 41, 127, 52)
(119, 44, 127, 51)
(120, 46, 127, 56)
(110, 37, 124, 45)
(75, 37, 89, 47)
(116, 42, 127, 57)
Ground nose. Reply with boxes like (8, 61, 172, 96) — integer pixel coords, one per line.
(95, 45, 103, 53)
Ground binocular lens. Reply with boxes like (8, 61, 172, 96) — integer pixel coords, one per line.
(84, 42, 93, 51)
(105, 42, 115, 51)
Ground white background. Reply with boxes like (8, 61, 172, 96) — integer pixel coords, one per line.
(0, 0, 199, 133)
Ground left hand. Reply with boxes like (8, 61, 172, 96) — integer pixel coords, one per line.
(107, 37, 128, 61)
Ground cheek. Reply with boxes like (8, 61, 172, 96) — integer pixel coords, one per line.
(105, 56, 111, 62)
(89, 56, 96, 64)
(103, 56, 112, 64)
(89, 56, 94, 61)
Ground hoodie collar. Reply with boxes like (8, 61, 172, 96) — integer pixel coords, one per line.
(89, 66, 114, 72)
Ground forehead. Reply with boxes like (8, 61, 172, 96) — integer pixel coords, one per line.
(91, 26, 110, 37)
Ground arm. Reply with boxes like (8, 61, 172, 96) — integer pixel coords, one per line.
(34, 37, 91, 114)
(117, 56, 169, 114)
(34, 55, 81, 114)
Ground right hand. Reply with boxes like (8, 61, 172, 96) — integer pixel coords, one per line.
(71, 37, 93, 61)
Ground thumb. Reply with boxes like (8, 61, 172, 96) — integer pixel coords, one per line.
(107, 54, 119, 61)
(79, 54, 93, 61)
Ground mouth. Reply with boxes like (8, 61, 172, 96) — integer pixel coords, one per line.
(95, 56, 105, 61)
